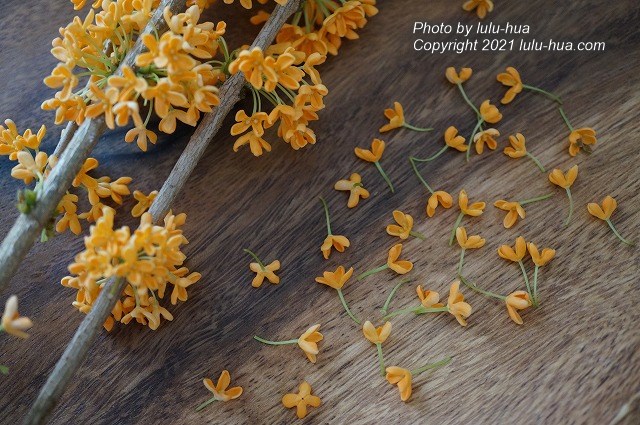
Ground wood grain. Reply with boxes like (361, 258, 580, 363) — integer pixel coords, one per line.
(0, 0, 639, 424)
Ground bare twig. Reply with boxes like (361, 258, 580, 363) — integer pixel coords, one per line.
(0, 0, 186, 295)
(23, 1, 300, 424)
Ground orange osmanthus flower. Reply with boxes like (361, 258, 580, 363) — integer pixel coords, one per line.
(282, 381, 321, 419)
(497, 236, 527, 262)
(503, 133, 546, 172)
(319, 197, 350, 259)
(568, 128, 596, 157)
(1, 295, 33, 339)
(357, 243, 413, 280)
(355, 138, 394, 192)
(462, 0, 494, 19)
(254, 324, 324, 364)
(479, 100, 502, 124)
(449, 189, 485, 245)
(456, 226, 485, 275)
(244, 249, 280, 288)
(445, 67, 472, 84)
(427, 191, 453, 217)
(380, 101, 432, 133)
(527, 242, 556, 306)
(315, 266, 359, 324)
(197, 370, 243, 410)
(386, 210, 425, 240)
(334, 173, 370, 208)
(496, 67, 523, 104)
(474, 128, 499, 154)
(386, 366, 412, 401)
(131, 190, 158, 217)
(505, 291, 532, 325)
(363, 320, 392, 344)
(549, 165, 578, 225)
(495, 200, 525, 228)
(416, 286, 444, 308)
(588, 196, 633, 246)
(447, 280, 472, 326)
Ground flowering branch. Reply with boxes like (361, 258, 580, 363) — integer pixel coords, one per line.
(23, 1, 301, 423)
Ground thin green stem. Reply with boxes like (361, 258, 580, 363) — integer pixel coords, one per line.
(518, 261, 532, 298)
(403, 123, 433, 132)
(319, 196, 332, 235)
(559, 107, 574, 132)
(532, 265, 540, 307)
(457, 249, 466, 276)
(565, 188, 574, 226)
(523, 84, 563, 104)
(382, 305, 448, 320)
(409, 157, 435, 194)
(409, 230, 426, 240)
(519, 194, 553, 205)
(457, 83, 480, 116)
(357, 264, 389, 280)
(376, 343, 385, 376)
(413, 145, 448, 162)
(337, 289, 360, 324)
(253, 336, 298, 345)
(196, 396, 218, 411)
(411, 356, 452, 375)
(606, 219, 634, 246)
(466, 118, 484, 162)
(459, 275, 506, 300)
(449, 212, 464, 246)
(381, 279, 408, 314)
(374, 161, 394, 193)
(526, 152, 546, 173)
(243, 249, 265, 270)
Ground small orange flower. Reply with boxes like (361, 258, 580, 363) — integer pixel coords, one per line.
(568, 128, 596, 157)
(387, 243, 413, 274)
(459, 189, 485, 216)
(462, 0, 494, 19)
(386, 210, 424, 240)
(321, 235, 350, 259)
(355, 138, 385, 162)
(445, 67, 472, 84)
(494, 200, 526, 228)
(282, 381, 321, 419)
(548, 165, 578, 189)
(498, 236, 527, 262)
(496, 67, 523, 104)
(245, 249, 280, 288)
(1, 295, 33, 339)
(447, 280, 472, 326)
(527, 242, 556, 267)
(479, 100, 502, 124)
(505, 291, 532, 325)
(474, 128, 499, 154)
(587, 196, 633, 245)
(201, 370, 243, 403)
(297, 324, 323, 363)
(445, 126, 467, 151)
(379, 102, 405, 132)
(315, 266, 353, 290)
(334, 173, 370, 208)
(131, 190, 158, 217)
(362, 320, 392, 344)
(386, 366, 412, 401)
(504, 133, 527, 158)
(427, 191, 453, 217)
(456, 227, 486, 250)
(416, 286, 444, 308)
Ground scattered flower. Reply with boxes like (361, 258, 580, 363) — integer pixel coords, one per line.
(254, 324, 323, 364)
(1, 296, 33, 339)
(355, 138, 394, 192)
(245, 249, 280, 288)
(334, 173, 370, 208)
(445, 67, 472, 85)
(386, 210, 425, 240)
(282, 381, 321, 419)
(315, 266, 359, 324)
(358, 243, 413, 280)
(479, 100, 502, 124)
(496, 67, 523, 104)
(505, 291, 532, 325)
(559, 107, 595, 156)
(196, 370, 243, 411)
(379, 101, 432, 133)
(449, 189, 485, 245)
(462, 0, 494, 19)
(527, 242, 556, 306)
(319, 197, 350, 259)
(588, 196, 633, 246)
(456, 227, 486, 275)
(131, 190, 158, 217)
(386, 357, 451, 402)
(549, 165, 578, 225)
(363, 320, 392, 375)
(503, 133, 546, 172)
(473, 128, 499, 154)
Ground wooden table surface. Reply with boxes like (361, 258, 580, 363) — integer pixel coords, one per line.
(0, 0, 638, 423)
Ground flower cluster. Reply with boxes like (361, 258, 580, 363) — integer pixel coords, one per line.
(61, 206, 201, 330)
(43, 3, 227, 151)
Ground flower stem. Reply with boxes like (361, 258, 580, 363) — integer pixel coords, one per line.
(523, 84, 563, 104)
(564, 188, 573, 226)
(559, 107, 574, 132)
(457, 249, 466, 276)
(196, 397, 218, 412)
(409, 157, 434, 194)
(532, 265, 540, 307)
(409, 230, 426, 240)
(413, 145, 448, 162)
(519, 193, 553, 205)
(374, 161, 394, 193)
(403, 123, 433, 132)
(376, 343, 385, 376)
(466, 118, 484, 162)
(449, 212, 464, 246)
(253, 336, 298, 345)
(606, 219, 634, 246)
(459, 275, 506, 300)
(357, 264, 389, 280)
(411, 356, 452, 375)
(319, 196, 332, 235)
(457, 83, 480, 116)
(243, 248, 265, 270)
(518, 260, 532, 298)
(526, 152, 546, 173)
(381, 279, 408, 314)
(337, 289, 360, 324)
